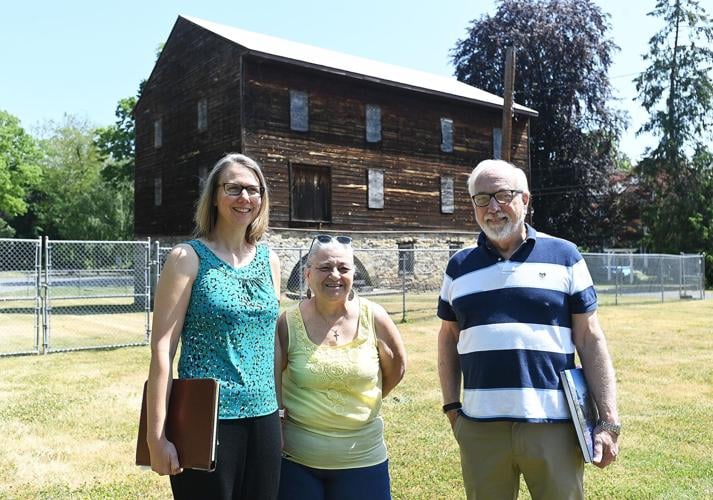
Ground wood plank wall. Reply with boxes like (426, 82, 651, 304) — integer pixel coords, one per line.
(134, 20, 531, 237)
(134, 19, 245, 236)
(242, 57, 530, 231)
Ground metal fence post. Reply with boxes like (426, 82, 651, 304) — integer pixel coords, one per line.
(701, 254, 706, 300)
(614, 254, 619, 306)
(298, 249, 304, 301)
(401, 253, 407, 323)
(34, 237, 42, 353)
(145, 238, 152, 342)
(42, 236, 50, 353)
(660, 257, 665, 303)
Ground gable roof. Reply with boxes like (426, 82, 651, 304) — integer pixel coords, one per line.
(180, 15, 538, 117)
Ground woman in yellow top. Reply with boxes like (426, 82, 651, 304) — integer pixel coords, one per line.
(276, 235, 407, 500)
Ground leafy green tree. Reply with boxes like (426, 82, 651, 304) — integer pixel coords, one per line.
(95, 96, 137, 187)
(34, 115, 132, 240)
(0, 110, 41, 236)
(635, 0, 713, 165)
(451, 0, 624, 248)
(634, 0, 713, 285)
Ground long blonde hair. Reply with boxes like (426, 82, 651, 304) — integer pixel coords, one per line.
(193, 153, 270, 243)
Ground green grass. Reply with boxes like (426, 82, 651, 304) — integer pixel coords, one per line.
(0, 300, 711, 499)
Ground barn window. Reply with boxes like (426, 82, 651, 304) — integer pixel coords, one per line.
(154, 177, 162, 206)
(398, 242, 415, 275)
(493, 127, 502, 159)
(368, 169, 384, 209)
(440, 175, 454, 214)
(365, 104, 382, 143)
(290, 90, 309, 132)
(197, 98, 208, 132)
(290, 164, 331, 222)
(440, 118, 453, 153)
(153, 119, 163, 149)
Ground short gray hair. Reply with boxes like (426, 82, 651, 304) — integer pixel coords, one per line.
(304, 238, 354, 268)
(467, 159, 529, 196)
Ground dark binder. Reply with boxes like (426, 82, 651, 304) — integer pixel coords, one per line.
(560, 368, 599, 463)
(136, 378, 220, 471)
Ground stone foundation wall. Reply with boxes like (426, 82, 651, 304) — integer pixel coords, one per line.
(149, 228, 478, 294)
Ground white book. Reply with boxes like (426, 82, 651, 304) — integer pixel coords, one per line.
(560, 368, 599, 463)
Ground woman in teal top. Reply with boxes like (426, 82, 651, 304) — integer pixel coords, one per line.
(146, 154, 282, 500)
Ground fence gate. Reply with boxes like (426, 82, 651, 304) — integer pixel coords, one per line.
(44, 239, 151, 353)
(0, 238, 42, 356)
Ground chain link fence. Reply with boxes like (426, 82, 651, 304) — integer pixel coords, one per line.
(583, 253, 706, 305)
(0, 237, 706, 357)
(0, 238, 151, 356)
(0, 238, 42, 355)
(44, 240, 151, 353)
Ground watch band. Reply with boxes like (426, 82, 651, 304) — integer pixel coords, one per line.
(442, 402, 462, 414)
(596, 419, 621, 435)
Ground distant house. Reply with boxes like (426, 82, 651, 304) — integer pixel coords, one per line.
(133, 16, 538, 290)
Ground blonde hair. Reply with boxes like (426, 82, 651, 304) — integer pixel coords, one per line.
(467, 159, 529, 196)
(193, 153, 270, 243)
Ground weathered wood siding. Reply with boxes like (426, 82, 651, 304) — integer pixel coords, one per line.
(242, 57, 530, 231)
(134, 19, 532, 237)
(134, 18, 245, 237)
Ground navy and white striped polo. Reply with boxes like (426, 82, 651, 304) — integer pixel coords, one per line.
(437, 224, 597, 422)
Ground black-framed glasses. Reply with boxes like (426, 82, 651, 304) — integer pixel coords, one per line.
(471, 190, 523, 207)
(220, 183, 265, 198)
(308, 234, 352, 253)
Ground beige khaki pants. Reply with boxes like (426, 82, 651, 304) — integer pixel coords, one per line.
(453, 417, 584, 500)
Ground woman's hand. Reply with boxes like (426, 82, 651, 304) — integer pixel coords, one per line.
(149, 438, 183, 476)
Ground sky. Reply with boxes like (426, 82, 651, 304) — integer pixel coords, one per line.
(1, 0, 667, 162)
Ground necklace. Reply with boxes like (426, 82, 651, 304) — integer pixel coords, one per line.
(314, 306, 347, 342)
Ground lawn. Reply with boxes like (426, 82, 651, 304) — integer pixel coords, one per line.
(0, 299, 711, 499)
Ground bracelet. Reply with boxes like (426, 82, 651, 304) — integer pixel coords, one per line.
(442, 402, 462, 414)
(596, 419, 621, 435)
(278, 408, 286, 419)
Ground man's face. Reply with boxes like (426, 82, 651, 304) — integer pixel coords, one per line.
(472, 168, 529, 243)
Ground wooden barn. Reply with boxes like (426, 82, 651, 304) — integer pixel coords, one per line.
(133, 15, 537, 243)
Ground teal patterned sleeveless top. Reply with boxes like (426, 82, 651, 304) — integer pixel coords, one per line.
(178, 240, 279, 419)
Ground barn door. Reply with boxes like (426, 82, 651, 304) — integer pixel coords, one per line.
(290, 164, 332, 222)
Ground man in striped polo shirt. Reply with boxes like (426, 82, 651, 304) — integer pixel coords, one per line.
(437, 160, 620, 499)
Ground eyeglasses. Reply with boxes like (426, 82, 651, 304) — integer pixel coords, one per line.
(471, 190, 523, 207)
(220, 183, 264, 198)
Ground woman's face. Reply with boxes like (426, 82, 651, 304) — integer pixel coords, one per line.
(306, 243, 355, 302)
(214, 163, 263, 228)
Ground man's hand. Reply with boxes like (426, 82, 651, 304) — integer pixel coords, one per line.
(592, 428, 619, 468)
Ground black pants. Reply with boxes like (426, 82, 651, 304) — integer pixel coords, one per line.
(170, 411, 281, 500)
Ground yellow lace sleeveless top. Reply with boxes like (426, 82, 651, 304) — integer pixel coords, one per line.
(281, 297, 387, 469)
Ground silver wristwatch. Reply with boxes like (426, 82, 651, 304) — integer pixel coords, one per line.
(596, 419, 621, 435)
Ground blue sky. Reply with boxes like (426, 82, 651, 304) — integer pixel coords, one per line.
(2, 0, 664, 162)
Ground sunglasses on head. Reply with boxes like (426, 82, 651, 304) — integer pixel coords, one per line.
(308, 235, 353, 253)
(313, 235, 352, 245)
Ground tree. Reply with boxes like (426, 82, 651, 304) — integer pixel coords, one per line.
(451, 0, 624, 248)
(634, 0, 713, 285)
(635, 0, 713, 166)
(0, 110, 41, 236)
(95, 95, 137, 187)
(34, 115, 132, 240)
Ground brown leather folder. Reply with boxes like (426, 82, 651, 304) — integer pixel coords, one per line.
(136, 378, 219, 471)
